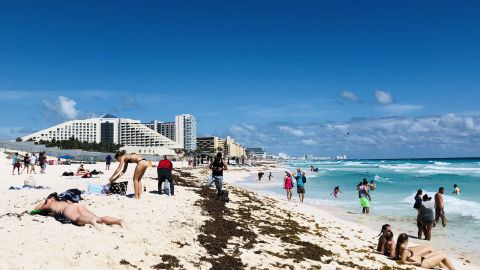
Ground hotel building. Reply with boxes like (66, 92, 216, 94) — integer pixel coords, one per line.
(21, 113, 183, 149)
(145, 114, 197, 152)
(196, 136, 246, 157)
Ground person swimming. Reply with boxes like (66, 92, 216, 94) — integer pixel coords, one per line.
(110, 151, 151, 199)
(331, 186, 342, 198)
(33, 192, 124, 228)
(452, 184, 460, 195)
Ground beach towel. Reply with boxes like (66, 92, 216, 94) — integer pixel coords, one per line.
(9, 185, 49, 190)
(360, 197, 370, 208)
(62, 172, 74, 176)
(110, 181, 128, 195)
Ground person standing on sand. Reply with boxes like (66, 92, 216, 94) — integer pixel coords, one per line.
(110, 151, 150, 200)
(268, 172, 273, 181)
(434, 187, 447, 227)
(293, 168, 306, 203)
(209, 152, 228, 194)
(29, 153, 37, 174)
(39, 152, 47, 174)
(413, 189, 423, 239)
(12, 152, 21, 175)
(21, 153, 30, 174)
(283, 171, 293, 201)
(452, 184, 460, 195)
(420, 194, 435, 240)
(105, 154, 112, 170)
(158, 155, 174, 196)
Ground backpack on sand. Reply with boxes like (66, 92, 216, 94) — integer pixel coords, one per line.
(218, 190, 229, 203)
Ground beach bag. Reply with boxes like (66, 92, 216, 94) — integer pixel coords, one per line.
(163, 186, 171, 196)
(58, 189, 83, 203)
(24, 176, 36, 187)
(219, 190, 229, 203)
(110, 181, 128, 195)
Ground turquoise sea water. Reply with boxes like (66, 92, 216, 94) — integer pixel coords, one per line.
(234, 158, 480, 262)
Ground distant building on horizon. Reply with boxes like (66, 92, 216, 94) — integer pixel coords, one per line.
(22, 113, 183, 149)
(196, 136, 246, 157)
(246, 147, 267, 159)
(145, 114, 197, 152)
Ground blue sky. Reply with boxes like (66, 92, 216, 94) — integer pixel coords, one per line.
(1, 1, 479, 158)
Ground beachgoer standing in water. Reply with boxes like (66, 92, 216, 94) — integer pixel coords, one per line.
(358, 179, 371, 214)
(434, 187, 447, 227)
(452, 184, 460, 195)
(110, 151, 150, 199)
(268, 172, 273, 181)
(331, 186, 342, 198)
(209, 152, 228, 195)
(283, 171, 293, 201)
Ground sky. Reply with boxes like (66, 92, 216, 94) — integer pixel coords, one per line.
(1, 0, 479, 159)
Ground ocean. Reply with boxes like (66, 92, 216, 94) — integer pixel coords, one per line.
(232, 158, 480, 264)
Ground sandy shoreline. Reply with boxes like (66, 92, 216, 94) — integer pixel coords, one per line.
(0, 154, 478, 269)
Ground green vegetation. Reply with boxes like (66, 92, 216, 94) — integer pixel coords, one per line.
(36, 137, 122, 153)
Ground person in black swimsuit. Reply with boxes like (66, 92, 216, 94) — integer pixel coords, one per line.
(110, 150, 150, 199)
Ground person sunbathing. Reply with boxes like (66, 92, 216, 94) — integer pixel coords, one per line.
(75, 164, 90, 176)
(377, 224, 392, 254)
(394, 233, 456, 270)
(33, 192, 124, 228)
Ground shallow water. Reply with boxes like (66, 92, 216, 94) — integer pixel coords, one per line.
(232, 158, 480, 265)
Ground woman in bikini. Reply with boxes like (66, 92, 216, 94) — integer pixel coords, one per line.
(33, 193, 123, 228)
(110, 150, 150, 199)
(395, 233, 456, 270)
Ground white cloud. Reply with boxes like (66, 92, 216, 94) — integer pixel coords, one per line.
(42, 96, 79, 120)
(340, 90, 360, 102)
(301, 139, 318, 146)
(278, 126, 305, 136)
(380, 104, 423, 114)
(375, 90, 394, 105)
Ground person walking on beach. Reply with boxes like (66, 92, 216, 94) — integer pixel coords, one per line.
(358, 179, 371, 214)
(38, 152, 47, 174)
(109, 151, 150, 199)
(331, 186, 342, 198)
(29, 153, 37, 174)
(283, 171, 293, 201)
(257, 172, 264, 181)
(12, 152, 21, 175)
(21, 153, 30, 174)
(420, 194, 435, 240)
(157, 155, 174, 196)
(105, 154, 112, 170)
(209, 152, 228, 194)
(434, 187, 447, 227)
(452, 184, 460, 195)
(268, 172, 273, 181)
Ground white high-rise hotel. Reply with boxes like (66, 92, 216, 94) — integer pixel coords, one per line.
(21, 114, 183, 149)
(145, 114, 197, 152)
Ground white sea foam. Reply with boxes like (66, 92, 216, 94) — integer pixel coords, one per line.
(374, 174, 393, 183)
(401, 191, 480, 220)
(378, 163, 420, 171)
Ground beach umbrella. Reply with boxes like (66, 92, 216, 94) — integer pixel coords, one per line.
(58, 155, 74, 159)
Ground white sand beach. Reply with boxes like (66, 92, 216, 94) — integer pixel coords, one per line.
(0, 151, 477, 270)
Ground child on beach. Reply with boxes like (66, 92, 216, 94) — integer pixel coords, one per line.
(331, 186, 342, 198)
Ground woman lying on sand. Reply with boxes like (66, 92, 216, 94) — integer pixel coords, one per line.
(33, 192, 124, 228)
(394, 233, 456, 270)
(109, 151, 150, 199)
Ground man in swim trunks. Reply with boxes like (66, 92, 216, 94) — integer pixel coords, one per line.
(293, 168, 305, 203)
(434, 187, 447, 227)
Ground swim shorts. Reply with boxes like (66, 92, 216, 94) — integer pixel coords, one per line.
(360, 197, 370, 208)
(297, 186, 305, 194)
